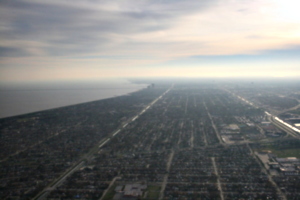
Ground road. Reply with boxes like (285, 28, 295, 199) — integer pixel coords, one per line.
(159, 149, 174, 200)
(247, 144, 287, 200)
(203, 102, 223, 144)
(211, 157, 224, 200)
(99, 177, 121, 200)
(35, 161, 85, 200)
(33, 85, 173, 200)
(268, 115, 300, 139)
(224, 89, 300, 139)
(190, 120, 194, 148)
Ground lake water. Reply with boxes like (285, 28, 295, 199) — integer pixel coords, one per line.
(0, 79, 148, 119)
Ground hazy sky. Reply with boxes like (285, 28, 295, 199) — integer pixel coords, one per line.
(1, 0, 300, 82)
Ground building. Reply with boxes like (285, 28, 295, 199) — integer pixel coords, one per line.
(113, 183, 147, 200)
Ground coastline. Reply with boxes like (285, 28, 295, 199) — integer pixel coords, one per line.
(0, 79, 148, 119)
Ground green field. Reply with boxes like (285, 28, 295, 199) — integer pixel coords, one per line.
(143, 185, 161, 200)
(256, 138, 300, 158)
(267, 148, 300, 158)
(259, 144, 300, 158)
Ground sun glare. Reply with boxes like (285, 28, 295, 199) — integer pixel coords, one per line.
(273, 0, 300, 22)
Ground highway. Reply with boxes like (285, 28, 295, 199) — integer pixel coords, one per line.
(33, 85, 173, 200)
(267, 113, 300, 139)
(224, 88, 300, 139)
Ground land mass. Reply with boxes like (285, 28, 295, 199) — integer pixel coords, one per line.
(1, 79, 300, 200)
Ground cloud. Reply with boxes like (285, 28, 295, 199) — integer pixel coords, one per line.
(2, 0, 299, 60)
(0, 0, 300, 81)
(0, 46, 30, 57)
(0, 0, 218, 57)
(151, 45, 300, 79)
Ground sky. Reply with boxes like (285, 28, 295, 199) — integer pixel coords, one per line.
(0, 0, 300, 82)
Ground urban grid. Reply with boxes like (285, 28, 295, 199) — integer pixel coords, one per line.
(1, 81, 300, 200)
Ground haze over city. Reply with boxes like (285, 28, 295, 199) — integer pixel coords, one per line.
(1, 1, 300, 200)
(1, 0, 300, 82)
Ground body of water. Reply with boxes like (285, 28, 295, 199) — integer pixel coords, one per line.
(0, 79, 147, 119)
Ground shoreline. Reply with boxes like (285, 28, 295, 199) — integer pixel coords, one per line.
(0, 81, 149, 119)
